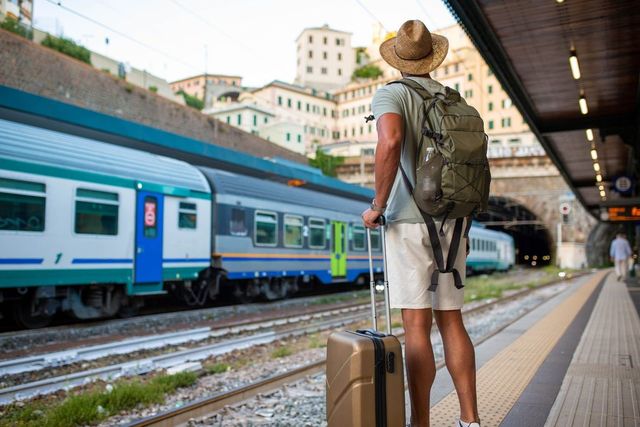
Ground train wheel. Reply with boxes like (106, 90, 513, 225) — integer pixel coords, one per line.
(11, 295, 53, 329)
(262, 278, 289, 301)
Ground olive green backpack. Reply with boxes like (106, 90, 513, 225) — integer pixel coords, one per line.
(387, 78, 491, 292)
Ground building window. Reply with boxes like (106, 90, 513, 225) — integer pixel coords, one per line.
(278, 96, 282, 105)
(360, 126, 363, 135)
(308, 35, 313, 43)
(444, 65, 449, 75)
(254, 211, 277, 246)
(0, 177, 46, 232)
(351, 225, 366, 251)
(226, 116, 230, 124)
(464, 89, 473, 98)
(338, 68, 342, 76)
(323, 51, 327, 59)
(297, 100, 301, 110)
(286, 132, 291, 142)
(467, 73, 473, 81)
(509, 138, 521, 144)
(309, 218, 326, 248)
(502, 117, 512, 128)
(297, 134, 302, 143)
(323, 36, 327, 45)
(488, 85, 493, 94)
(287, 98, 292, 107)
(178, 202, 197, 229)
(253, 114, 257, 126)
(502, 99, 512, 108)
(306, 66, 313, 73)
(308, 50, 313, 59)
(368, 124, 372, 133)
(284, 215, 303, 248)
(74, 188, 118, 236)
(237, 114, 242, 125)
(264, 117, 268, 124)
(338, 52, 342, 61)
(488, 68, 493, 76)
(362, 148, 374, 156)
(488, 102, 493, 111)
(230, 208, 247, 236)
(454, 83, 460, 91)
(323, 107, 327, 116)
(321, 67, 327, 75)
(491, 139, 501, 144)
(454, 63, 459, 72)
(488, 120, 494, 129)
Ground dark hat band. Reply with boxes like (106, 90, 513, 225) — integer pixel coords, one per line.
(394, 44, 432, 61)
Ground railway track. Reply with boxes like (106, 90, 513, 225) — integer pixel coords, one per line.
(126, 273, 586, 427)
(0, 271, 585, 410)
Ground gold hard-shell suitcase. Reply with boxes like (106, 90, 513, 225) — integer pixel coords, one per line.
(326, 217, 406, 427)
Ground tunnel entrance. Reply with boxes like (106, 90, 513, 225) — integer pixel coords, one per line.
(477, 196, 554, 267)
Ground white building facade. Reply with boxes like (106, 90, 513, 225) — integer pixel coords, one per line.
(294, 25, 355, 92)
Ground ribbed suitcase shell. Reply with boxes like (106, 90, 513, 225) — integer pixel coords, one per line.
(326, 330, 405, 426)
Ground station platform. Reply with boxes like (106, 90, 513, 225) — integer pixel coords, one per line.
(424, 270, 640, 426)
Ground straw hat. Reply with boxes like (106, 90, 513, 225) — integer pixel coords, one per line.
(380, 20, 448, 75)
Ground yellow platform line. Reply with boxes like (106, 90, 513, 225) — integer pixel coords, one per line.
(429, 269, 609, 427)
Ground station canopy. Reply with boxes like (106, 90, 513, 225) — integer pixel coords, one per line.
(445, 0, 640, 221)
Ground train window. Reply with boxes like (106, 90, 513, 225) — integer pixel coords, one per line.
(309, 218, 326, 249)
(230, 208, 247, 236)
(0, 177, 46, 232)
(352, 225, 366, 251)
(178, 202, 197, 229)
(284, 215, 303, 248)
(254, 211, 277, 246)
(370, 229, 381, 250)
(75, 188, 118, 235)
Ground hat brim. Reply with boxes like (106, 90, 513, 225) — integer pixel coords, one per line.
(379, 33, 449, 75)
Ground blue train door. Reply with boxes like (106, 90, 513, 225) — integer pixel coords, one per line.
(134, 190, 164, 291)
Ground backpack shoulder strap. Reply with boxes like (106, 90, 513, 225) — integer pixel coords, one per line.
(387, 78, 433, 100)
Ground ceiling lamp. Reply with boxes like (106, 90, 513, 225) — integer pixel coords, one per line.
(593, 162, 600, 172)
(579, 93, 588, 115)
(600, 190, 606, 198)
(556, 0, 564, 3)
(569, 48, 581, 79)
(590, 149, 598, 160)
(598, 184, 604, 191)
(596, 173, 602, 182)
(586, 129, 594, 141)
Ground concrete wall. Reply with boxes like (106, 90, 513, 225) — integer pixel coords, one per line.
(0, 29, 307, 164)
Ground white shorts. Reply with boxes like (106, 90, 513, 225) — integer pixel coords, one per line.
(385, 219, 467, 310)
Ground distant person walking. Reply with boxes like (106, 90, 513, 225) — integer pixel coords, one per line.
(362, 20, 484, 427)
(610, 232, 632, 281)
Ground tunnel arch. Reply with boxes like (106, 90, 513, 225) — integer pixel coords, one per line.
(477, 196, 554, 266)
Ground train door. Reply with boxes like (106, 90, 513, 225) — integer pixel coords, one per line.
(133, 190, 164, 293)
(330, 221, 347, 278)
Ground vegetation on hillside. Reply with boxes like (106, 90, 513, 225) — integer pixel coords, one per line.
(0, 16, 32, 39)
(176, 89, 204, 110)
(353, 64, 383, 80)
(41, 34, 91, 65)
(308, 148, 344, 177)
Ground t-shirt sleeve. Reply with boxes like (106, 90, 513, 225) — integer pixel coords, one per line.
(372, 86, 403, 119)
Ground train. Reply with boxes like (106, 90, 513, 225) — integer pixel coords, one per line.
(0, 118, 514, 328)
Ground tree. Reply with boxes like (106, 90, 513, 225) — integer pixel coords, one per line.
(41, 34, 91, 65)
(0, 16, 32, 39)
(176, 90, 204, 110)
(352, 64, 383, 80)
(309, 148, 344, 177)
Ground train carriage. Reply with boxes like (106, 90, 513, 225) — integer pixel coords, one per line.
(0, 118, 212, 327)
(198, 167, 383, 301)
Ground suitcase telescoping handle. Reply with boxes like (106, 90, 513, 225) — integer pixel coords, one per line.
(366, 215, 392, 335)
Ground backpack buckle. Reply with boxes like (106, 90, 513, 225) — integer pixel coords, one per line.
(422, 128, 443, 141)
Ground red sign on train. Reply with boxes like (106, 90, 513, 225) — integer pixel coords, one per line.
(144, 201, 156, 227)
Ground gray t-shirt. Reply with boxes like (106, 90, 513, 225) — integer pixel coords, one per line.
(371, 76, 447, 224)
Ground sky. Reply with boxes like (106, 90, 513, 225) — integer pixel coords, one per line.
(33, 0, 456, 87)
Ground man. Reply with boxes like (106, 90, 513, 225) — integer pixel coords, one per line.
(362, 20, 480, 427)
(610, 232, 632, 281)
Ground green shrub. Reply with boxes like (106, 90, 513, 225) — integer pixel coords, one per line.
(353, 64, 383, 80)
(176, 89, 204, 110)
(41, 34, 91, 65)
(0, 16, 32, 39)
(148, 85, 158, 93)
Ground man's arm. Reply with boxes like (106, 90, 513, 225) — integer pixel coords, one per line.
(362, 113, 403, 229)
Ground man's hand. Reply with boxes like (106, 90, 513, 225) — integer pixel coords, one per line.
(362, 208, 382, 229)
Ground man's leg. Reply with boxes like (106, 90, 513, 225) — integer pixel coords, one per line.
(402, 308, 435, 427)
(434, 309, 479, 423)
(615, 259, 624, 280)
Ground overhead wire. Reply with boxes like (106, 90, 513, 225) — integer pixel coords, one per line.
(44, 0, 199, 71)
(353, 0, 388, 33)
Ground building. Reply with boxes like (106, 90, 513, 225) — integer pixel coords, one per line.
(294, 25, 355, 92)
(170, 73, 243, 101)
(0, 0, 32, 26)
(206, 80, 336, 155)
